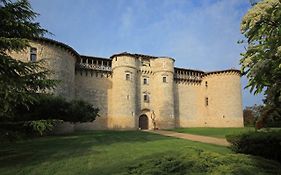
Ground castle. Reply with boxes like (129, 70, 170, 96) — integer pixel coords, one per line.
(10, 38, 244, 130)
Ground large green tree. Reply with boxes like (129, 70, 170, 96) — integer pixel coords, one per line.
(0, 0, 56, 119)
(240, 0, 281, 128)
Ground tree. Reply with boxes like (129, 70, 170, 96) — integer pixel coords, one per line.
(240, 0, 281, 128)
(0, 0, 56, 119)
(243, 107, 255, 126)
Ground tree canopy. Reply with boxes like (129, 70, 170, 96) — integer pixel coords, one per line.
(0, 0, 56, 118)
(240, 0, 281, 127)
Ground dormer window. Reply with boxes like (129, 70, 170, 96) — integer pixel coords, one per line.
(30, 47, 37, 62)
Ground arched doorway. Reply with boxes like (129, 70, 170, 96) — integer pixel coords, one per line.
(139, 114, 148, 130)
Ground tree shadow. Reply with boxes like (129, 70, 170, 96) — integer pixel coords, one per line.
(0, 131, 171, 170)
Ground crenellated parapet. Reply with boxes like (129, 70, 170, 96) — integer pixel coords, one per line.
(202, 69, 241, 78)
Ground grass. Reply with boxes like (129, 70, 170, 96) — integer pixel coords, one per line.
(0, 131, 280, 175)
(169, 127, 255, 138)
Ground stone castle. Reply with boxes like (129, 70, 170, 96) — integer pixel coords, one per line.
(10, 38, 244, 130)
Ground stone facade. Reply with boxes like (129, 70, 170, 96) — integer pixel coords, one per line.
(9, 38, 244, 130)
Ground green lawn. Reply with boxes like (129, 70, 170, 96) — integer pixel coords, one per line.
(0, 131, 280, 175)
(169, 127, 255, 138)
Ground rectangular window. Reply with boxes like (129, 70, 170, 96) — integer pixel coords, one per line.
(144, 94, 149, 103)
(143, 78, 148, 85)
(30, 47, 37, 62)
(126, 73, 130, 81)
(163, 76, 167, 83)
(205, 97, 209, 106)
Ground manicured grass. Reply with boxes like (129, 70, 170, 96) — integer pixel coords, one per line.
(169, 127, 254, 138)
(0, 131, 280, 175)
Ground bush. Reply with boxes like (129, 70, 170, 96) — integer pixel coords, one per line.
(0, 95, 99, 141)
(226, 130, 281, 162)
(13, 95, 99, 123)
(117, 149, 281, 175)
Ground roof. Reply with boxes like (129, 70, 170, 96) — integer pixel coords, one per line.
(174, 67, 205, 74)
(110, 52, 158, 59)
(32, 37, 80, 58)
(80, 55, 110, 62)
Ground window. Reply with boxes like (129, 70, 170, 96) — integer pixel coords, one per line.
(144, 94, 149, 103)
(143, 78, 148, 85)
(205, 81, 208, 87)
(205, 97, 209, 106)
(163, 76, 167, 83)
(30, 47, 37, 62)
(126, 73, 130, 81)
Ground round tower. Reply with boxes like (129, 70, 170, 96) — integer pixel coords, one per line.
(109, 53, 138, 129)
(9, 39, 77, 100)
(151, 57, 175, 129)
(203, 70, 243, 127)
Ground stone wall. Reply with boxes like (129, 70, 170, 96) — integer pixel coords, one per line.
(74, 70, 112, 130)
(9, 41, 76, 100)
(174, 82, 206, 127)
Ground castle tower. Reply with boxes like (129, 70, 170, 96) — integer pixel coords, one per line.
(109, 53, 139, 129)
(202, 70, 244, 127)
(151, 57, 175, 129)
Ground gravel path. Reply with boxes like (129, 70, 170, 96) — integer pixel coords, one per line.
(147, 130, 230, 146)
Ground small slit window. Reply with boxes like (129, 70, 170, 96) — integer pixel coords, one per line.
(163, 76, 167, 83)
(30, 47, 37, 62)
(205, 81, 208, 87)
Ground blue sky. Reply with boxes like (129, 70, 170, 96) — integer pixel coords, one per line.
(30, 0, 263, 107)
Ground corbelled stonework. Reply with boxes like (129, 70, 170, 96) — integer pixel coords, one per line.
(9, 38, 244, 131)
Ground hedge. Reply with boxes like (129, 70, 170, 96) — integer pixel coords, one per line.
(226, 130, 281, 162)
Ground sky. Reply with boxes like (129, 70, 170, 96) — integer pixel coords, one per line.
(29, 0, 264, 108)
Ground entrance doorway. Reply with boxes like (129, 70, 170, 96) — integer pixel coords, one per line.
(139, 114, 148, 130)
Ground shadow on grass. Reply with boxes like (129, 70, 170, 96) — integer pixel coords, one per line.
(0, 131, 170, 169)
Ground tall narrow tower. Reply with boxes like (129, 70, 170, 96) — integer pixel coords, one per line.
(151, 57, 175, 129)
(109, 53, 139, 129)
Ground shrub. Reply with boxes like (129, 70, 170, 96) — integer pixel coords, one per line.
(13, 95, 99, 123)
(1, 95, 99, 140)
(117, 149, 281, 175)
(226, 130, 281, 162)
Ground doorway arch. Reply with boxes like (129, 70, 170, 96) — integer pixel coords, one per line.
(139, 114, 148, 130)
